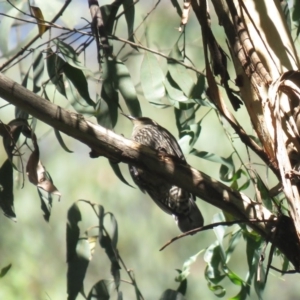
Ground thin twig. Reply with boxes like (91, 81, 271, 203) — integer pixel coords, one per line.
(0, 0, 72, 71)
(159, 219, 276, 251)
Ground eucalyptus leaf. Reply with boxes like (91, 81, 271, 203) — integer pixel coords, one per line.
(141, 52, 165, 103)
(0, 159, 16, 221)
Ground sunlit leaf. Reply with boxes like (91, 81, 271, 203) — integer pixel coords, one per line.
(0, 2, 26, 55)
(207, 282, 226, 298)
(112, 59, 142, 117)
(168, 43, 195, 97)
(30, 6, 48, 36)
(141, 52, 165, 103)
(191, 150, 235, 181)
(164, 72, 189, 102)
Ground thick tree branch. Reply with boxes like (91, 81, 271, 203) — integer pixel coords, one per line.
(0, 72, 299, 269)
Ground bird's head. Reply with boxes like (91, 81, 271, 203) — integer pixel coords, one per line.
(121, 113, 157, 127)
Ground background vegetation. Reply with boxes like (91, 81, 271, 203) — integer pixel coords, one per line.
(1, 0, 300, 299)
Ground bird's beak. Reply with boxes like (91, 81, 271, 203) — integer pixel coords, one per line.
(120, 112, 136, 121)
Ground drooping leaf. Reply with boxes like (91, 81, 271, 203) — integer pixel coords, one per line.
(63, 63, 95, 108)
(0, 264, 12, 278)
(30, 6, 48, 36)
(109, 161, 134, 188)
(112, 59, 142, 117)
(67, 202, 82, 262)
(26, 134, 61, 198)
(190, 74, 205, 100)
(105, 212, 118, 248)
(123, 0, 137, 47)
(67, 238, 90, 300)
(164, 72, 189, 102)
(168, 43, 195, 97)
(0, 159, 16, 221)
(141, 52, 165, 103)
(0, 2, 26, 55)
(46, 49, 67, 97)
(54, 39, 89, 70)
(170, 0, 183, 17)
(175, 250, 204, 282)
(99, 206, 121, 291)
(87, 279, 111, 300)
(95, 96, 113, 128)
(37, 186, 52, 222)
(67, 203, 90, 300)
(191, 150, 235, 182)
(101, 58, 120, 128)
(32, 50, 44, 93)
(159, 289, 186, 300)
(100, 4, 121, 35)
(54, 129, 73, 153)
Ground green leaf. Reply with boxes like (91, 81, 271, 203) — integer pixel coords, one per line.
(159, 289, 186, 300)
(37, 186, 52, 222)
(176, 250, 204, 282)
(0, 159, 16, 221)
(190, 74, 205, 100)
(255, 172, 273, 211)
(112, 59, 142, 117)
(168, 43, 195, 97)
(204, 242, 226, 285)
(164, 72, 189, 102)
(141, 52, 165, 103)
(101, 58, 120, 128)
(54, 129, 73, 153)
(0, 264, 12, 278)
(66, 202, 82, 263)
(109, 161, 134, 188)
(67, 238, 90, 300)
(54, 39, 88, 70)
(170, 0, 182, 17)
(105, 212, 118, 248)
(100, 4, 121, 35)
(63, 62, 95, 107)
(67, 203, 91, 300)
(33, 50, 44, 93)
(0, 2, 26, 55)
(225, 229, 242, 263)
(46, 49, 67, 97)
(191, 150, 235, 181)
(98, 205, 121, 290)
(123, 0, 136, 47)
(87, 280, 110, 300)
(207, 282, 226, 298)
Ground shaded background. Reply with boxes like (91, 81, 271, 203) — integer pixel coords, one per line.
(0, 0, 300, 299)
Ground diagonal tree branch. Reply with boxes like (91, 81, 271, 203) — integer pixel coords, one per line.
(0, 72, 300, 269)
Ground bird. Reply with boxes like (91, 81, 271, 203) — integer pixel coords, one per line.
(122, 113, 204, 233)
